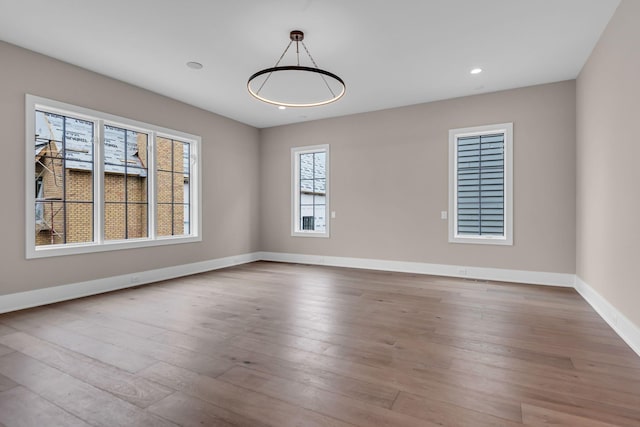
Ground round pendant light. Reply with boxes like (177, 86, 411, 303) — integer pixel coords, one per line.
(247, 30, 346, 108)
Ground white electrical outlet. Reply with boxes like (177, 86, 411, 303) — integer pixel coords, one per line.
(441, 211, 448, 220)
(331, 211, 336, 219)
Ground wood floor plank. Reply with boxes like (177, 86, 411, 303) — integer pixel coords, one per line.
(0, 324, 17, 337)
(521, 402, 621, 427)
(449, 357, 640, 414)
(0, 352, 177, 427)
(151, 328, 399, 408)
(0, 386, 91, 427)
(139, 362, 356, 427)
(217, 330, 528, 422)
(217, 365, 434, 427)
(392, 391, 522, 427)
(148, 391, 271, 427)
(0, 317, 156, 373)
(0, 332, 174, 408)
(55, 318, 235, 377)
(0, 343, 14, 358)
(0, 373, 18, 393)
(520, 398, 640, 427)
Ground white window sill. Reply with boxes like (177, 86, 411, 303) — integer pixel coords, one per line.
(27, 235, 202, 259)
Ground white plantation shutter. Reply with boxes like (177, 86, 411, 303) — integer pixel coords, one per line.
(456, 133, 505, 236)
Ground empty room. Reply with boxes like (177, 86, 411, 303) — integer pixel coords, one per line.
(0, 0, 639, 426)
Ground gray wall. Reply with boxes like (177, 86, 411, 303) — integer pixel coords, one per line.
(260, 81, 577, 274)
(0, 41, 261, 295)
(577, 0, 639, 327)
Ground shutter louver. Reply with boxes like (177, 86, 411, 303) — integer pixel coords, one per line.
(457, 133, 504, 236)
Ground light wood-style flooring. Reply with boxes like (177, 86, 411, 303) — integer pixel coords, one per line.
(0, 261, 639, 426)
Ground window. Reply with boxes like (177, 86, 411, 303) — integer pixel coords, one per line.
(449, 123, 513, 245)
(292, 145, 329, 237)
(27, 95, 201, 258)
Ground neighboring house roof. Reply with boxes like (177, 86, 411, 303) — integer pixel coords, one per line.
(300, 151, 326, 194)
(35, 110, 147, 177)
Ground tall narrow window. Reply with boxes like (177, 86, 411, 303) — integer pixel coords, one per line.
(449, 123, 513, 245)
(103, 125, 149, 240)
(292, 145, 329, 237)
(34, 110, 95, 246)
(156, 137, 191, 237)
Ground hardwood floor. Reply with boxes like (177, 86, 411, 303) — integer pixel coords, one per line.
(0, 261, 639, 426)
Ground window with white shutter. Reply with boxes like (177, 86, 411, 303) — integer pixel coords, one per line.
(449, 123, 513, 245)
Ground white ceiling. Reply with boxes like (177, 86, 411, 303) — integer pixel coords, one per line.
(0, 0, 620, 128)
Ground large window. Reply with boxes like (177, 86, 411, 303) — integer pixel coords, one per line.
(449, 123, 513, 245)
(292, 145, 329, 237)
(27, 95, 201, 258)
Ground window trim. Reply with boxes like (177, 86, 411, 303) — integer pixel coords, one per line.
(291, 144, 330, 238)
(448, 123, 513, 245)
(26, 94, 202, 259)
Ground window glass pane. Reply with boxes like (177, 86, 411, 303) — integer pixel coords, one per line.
(314, 205, 326, 232)
(156, 137, 173, 171)
(127, 203, 148, 238)
(157, 204, 173, 237)
(301, 193, 314, 205)
(314, 152, 326, 178)
(300, 153, 314, 179)
(183, 204, 190, 235)
(300, 179, 313, 192)
(155, 137, 192, 237)
(104, 203, 126, 240)
(314, 178, 326, 193)
(157, 171, 172, 203)
(127, 175, 148, 203)
(35, 110, 94, 246)
(173, 172, 184, 204)
(104, 125, 149, 241)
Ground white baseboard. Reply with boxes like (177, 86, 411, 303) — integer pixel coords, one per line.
(575, 276, 640, 358)
(257, 252, 576, 287)
(0, 252, 261, 314)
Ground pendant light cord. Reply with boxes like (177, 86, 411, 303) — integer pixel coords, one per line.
(256, 40, 293, 96)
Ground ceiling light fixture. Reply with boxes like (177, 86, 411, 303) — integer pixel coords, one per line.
(247, 30, 346, 108)
(470, 68, 483, 74)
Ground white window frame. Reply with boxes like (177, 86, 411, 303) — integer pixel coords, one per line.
(448, 123, 513, 245)
(26, 94, 202, 258)
(291, 144, 330, 238)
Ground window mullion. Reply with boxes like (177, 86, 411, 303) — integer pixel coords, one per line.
(148, 132, 157, 240)
(95, 119, 105, 245)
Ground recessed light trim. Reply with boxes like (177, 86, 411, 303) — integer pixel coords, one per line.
(187, 61, 203, 70)
(470, 68, 483, 75)
(278, 105, 286, 110)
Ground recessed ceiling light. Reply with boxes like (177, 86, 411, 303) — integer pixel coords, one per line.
(278, 105, 286, 110)
(186, 61, 203, 70)
(470, 68, 483, 75)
